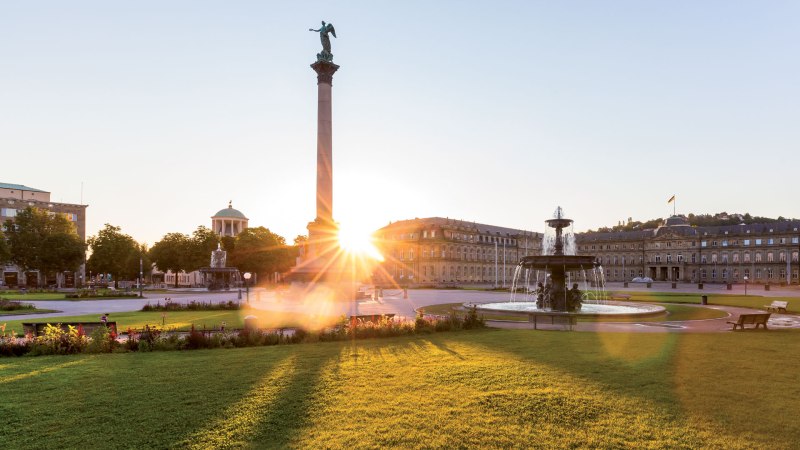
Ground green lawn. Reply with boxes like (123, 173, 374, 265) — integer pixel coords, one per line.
(0, 309, 59, 317)
(1, 330, 799, 448)
(0, 293, 67, 300)
(0, 309, 340, 335)
(422, 302, 729, 322)
(617, 291, 798, 312)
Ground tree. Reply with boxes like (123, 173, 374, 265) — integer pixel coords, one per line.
(5, 207, 85, 287)
(87, 224, 148, 289)
(149, 233, 192, 287)
(0, 228, 9, 264)
(229, 227, 293, 284)
(187, 226, 219, 271)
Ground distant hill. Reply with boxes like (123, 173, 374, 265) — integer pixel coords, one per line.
(588, 212, 798, 233)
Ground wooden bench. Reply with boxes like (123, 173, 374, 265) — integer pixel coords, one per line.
(610, 294, 631, 301)
(727, 313, 770, 331)
(527, 312, 577, 331)
(764, 301, 788, 313)
(22, 321, 117, 337)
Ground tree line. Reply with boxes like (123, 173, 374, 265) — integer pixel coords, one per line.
(1, 206, 300, 288)
(90, 225, 298, 287)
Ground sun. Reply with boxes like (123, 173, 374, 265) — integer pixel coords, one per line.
(337, 223, 383, 261)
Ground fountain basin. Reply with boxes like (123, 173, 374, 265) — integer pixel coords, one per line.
(474, 301, 665, 318)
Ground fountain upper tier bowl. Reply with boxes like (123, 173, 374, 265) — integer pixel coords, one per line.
(519, 254, 597, 271)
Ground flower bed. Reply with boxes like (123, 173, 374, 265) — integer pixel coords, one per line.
(0, 307, 486, 357)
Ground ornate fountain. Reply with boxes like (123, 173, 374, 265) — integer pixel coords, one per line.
(199, 244, 242, 291)
(520, 207, 595, 311)
(475, 207, 665, 319)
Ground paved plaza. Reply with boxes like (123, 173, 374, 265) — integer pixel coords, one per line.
(5, 281, 800, 332)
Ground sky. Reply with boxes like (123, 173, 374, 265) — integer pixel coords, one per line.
(2, 1, 798, 246)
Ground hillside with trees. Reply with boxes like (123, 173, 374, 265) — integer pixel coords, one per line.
(588, 212, 798, 233)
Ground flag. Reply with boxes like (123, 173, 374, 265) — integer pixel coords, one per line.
(667, 195, 675, 204)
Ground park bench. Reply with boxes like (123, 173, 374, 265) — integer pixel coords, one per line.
(726, 313, 770, 331)
(22, 321, 117, 337)
(527, 312, 577, 331)
(764, 301, 788, 313)
(610, 294, 631, 301)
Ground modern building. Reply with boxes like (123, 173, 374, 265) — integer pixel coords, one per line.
(374, 215, 800, 287)
(0, 182, 87, 287)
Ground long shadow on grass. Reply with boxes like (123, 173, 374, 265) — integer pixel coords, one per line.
(464, 330, 684, 410)
(175, 345, 336, 449)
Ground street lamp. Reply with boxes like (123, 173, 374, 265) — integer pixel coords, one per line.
(243, 272, 252, 304)
(139, 257, 144, 298)
(744, 276, 749, 296)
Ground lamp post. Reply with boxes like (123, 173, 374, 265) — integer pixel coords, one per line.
(243, 272, 252, 304)
(744, 275, 749, 296)
(139, 257, 144, 298)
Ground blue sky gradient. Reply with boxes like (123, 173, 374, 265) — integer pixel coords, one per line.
(2, 1, 798, 244)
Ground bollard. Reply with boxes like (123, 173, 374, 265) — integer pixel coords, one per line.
(764, 284, 770, 291)
(701, 295, 708, 305)
(726, 284, 732, 290)
(403, 288, 408, 299)
(671, 282, 677, 289)
(646, 282, 652, 288)
(244, 315, 258, 331)
(698, 283, 703, 289)
(623, 282, 628, 288)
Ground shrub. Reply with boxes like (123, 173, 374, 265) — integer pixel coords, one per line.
(66, 289, 139, 299)
(29, 324, 88, 356)
(141, 299, 242, 312)
(124, 327, 139, 352)
(87, 326, 117, 353)
(0, 325, 30, 357)
(185, 325, 211, 350)
(0, 299, 36, 311)
(462, 306, 485, 329)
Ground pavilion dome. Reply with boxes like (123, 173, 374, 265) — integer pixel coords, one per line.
(211, 202, 249, 237)
(213, 202, 248, 220)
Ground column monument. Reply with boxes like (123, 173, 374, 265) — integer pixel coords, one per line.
(294, 21, 341, 281)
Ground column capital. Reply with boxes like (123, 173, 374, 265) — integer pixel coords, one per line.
(310, 60, 340, 85)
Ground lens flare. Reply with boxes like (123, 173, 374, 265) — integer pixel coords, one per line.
(337, 223, 384, 261)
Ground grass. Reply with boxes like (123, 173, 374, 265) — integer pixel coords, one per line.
(617, 291, 798, 312)
(0, 293, 67, 301)
(421, 302, 729, 323)
(1, 329, 799, 448)
(0, 309, 341, 335)
(0, 309, 59, 316)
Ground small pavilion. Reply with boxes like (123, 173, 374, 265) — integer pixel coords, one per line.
(212, 201, 249, 237)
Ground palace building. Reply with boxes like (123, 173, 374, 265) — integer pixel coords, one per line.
(374, 215, 800, 287)
(0, 182, 87, 287)
(373, 217, 542, 287)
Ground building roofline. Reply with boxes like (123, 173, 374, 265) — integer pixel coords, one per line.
(0, 182, 49, 193)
